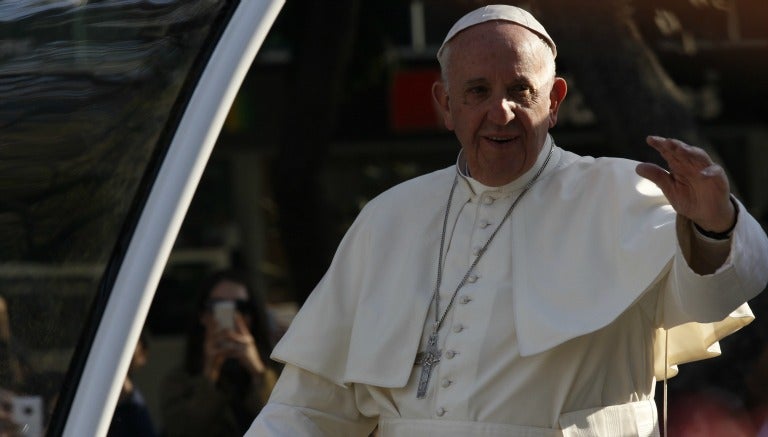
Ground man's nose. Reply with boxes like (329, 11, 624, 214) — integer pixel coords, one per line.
(487, 97, 516, 125)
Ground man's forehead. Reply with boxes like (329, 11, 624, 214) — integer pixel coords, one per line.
(438, 4, 556, 60)
(449, 21, 544, 53)
(444, 30, 554, 92)
(448, 24, 550, 77)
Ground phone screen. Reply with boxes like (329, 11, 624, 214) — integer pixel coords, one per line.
(212, 300, 235, 330)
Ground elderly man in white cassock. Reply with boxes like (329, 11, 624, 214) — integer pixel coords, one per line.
(247, 5, 768, 436)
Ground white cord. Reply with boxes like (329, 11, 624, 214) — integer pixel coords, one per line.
(663, 329, 669, 437)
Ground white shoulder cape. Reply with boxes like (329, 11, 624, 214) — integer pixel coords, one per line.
(272, 147, 767, 387)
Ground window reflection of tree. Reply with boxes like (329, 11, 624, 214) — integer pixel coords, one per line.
(0, 0, 228, 432)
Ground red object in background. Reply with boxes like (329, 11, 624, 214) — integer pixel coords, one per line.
(665, 391, 757, 437)
(389, 68, 443, 133)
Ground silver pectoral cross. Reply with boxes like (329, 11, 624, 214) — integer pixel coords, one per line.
(414, 330, 442, 399)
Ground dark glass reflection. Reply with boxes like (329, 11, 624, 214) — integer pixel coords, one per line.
(0, 1, 229, 434)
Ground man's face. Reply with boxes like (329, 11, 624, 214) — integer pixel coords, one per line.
(434, 22, 566, 186)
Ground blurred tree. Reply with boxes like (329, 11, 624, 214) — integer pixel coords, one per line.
(534, 0, 714, 164)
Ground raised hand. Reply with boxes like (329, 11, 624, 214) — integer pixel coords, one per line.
(635, 136, 735, 233)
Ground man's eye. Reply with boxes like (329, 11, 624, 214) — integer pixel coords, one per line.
(467, 86, 488, 95)
(464, 86, 489, 105)
(510, 84, 532, 95)
(508, 84, 535, 104)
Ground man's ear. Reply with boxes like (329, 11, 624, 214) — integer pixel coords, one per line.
(432, 81, 454, 131)
(548, 77, 568, 128)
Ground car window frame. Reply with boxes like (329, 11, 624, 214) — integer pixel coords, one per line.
(53, 1, 284, 436)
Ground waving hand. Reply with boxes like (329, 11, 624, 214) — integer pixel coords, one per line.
(635, 136, 736, 233)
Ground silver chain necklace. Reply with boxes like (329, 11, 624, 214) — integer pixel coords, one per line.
(414, 143, 555, 399)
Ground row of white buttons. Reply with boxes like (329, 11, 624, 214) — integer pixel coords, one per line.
(436, 319, 467, 416)
(476, 197, 495, 259)
(436, 243, 478, 420)
(473, 193, 494, 253)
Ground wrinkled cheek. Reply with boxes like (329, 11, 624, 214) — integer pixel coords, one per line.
(530, 113, 551, 130)
(454, 127, 476, 152)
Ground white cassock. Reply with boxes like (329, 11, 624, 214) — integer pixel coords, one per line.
(247, 136, 768, 437)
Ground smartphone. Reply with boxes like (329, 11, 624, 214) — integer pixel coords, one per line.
(212, 300, 235, 330)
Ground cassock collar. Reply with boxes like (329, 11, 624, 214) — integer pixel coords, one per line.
(456, 134, 560, 200)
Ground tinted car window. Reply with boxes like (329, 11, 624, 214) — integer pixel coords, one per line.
(0, 1, 236, 434)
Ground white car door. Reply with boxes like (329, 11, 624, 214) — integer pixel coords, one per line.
(0, 1, 283, 436)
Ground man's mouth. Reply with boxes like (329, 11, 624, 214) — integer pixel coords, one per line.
(485, 135, 516, 144)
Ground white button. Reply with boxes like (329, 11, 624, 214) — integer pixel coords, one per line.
(441, 378, 452, 388)
(479, 220, 491, 228)
(483, 196, 494, 205)
(436, 407, 446, 417)
(467, 274, 478, 283)
(453, 324, 464, 333)
(459, 296, 472, 304)
(445, 350, 457, 359)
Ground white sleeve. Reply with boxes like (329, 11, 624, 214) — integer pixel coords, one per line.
(244, 364, 377, 437)
(663, 199, 768, 326)
(648, 201, 766, 379)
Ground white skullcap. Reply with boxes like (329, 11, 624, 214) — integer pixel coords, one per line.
(437, 4, 557, 59)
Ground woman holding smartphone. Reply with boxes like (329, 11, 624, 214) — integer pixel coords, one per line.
(161, 270, 278, 437)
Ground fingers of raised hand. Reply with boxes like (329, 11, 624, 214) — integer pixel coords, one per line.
(646, 136, 713, 171)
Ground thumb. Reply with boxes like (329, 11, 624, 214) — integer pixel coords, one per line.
(635, 163, 672, 194)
